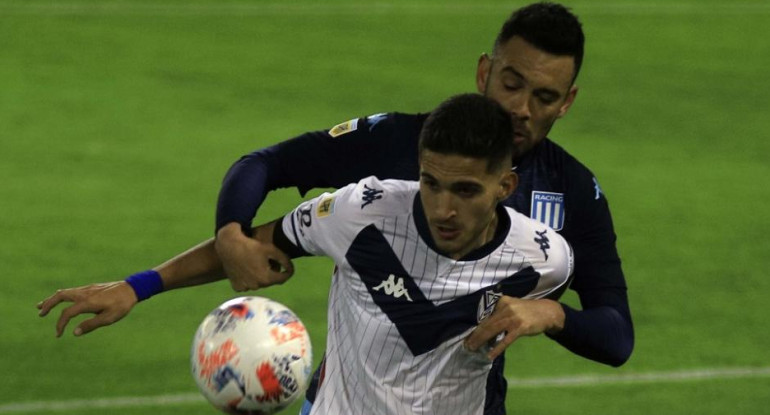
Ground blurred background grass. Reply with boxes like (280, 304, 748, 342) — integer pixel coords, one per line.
(1, 0, 769, 414)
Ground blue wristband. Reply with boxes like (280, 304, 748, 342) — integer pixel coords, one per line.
(125, 270, 164, 302)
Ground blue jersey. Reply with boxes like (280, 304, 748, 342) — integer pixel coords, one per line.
(216, 112, 634, 414)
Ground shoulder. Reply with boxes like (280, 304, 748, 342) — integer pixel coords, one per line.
(535, 139, 595, 182)
(330, 176, 418, 218)
(326, 112, 427, 140)
(534, 138, 611, 211)
(504, 206, 574, 274)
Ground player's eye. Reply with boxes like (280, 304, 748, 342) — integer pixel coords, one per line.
(421, 178, 440, 192)
(503, 83, 521, 92)
(453, 185, 481, 198)
(535, 91, 559, 105)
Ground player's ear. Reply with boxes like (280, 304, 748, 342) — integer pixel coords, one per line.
(476, 53, 492, 93)
(557, 85, 578, 118)
(498, 171, 517, 201)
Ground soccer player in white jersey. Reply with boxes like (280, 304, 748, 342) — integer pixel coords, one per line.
(38, 94, 572, 414)
(268, 93, 573, 414)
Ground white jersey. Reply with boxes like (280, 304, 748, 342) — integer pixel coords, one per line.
(281, 176, 573, 415)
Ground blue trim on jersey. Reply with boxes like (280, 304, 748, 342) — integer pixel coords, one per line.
(345, 224, 542, 356)
(299, 399, 312, 415)
(289, 209, 309, 254)
(412, 193, 512, 262)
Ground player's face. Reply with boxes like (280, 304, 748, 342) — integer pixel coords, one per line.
(419, 150, 516, 260)
(476, 36, 578, 156)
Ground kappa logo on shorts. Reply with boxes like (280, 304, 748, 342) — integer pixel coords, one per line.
(530, 191, 565, 231)
(328, 118, 359, 138)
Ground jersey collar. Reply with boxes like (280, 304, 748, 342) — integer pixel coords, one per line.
(412, 192, 511, 262)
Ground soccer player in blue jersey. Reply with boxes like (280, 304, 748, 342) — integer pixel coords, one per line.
(39, 94, 573, 415)
(214, 2, 633, 413)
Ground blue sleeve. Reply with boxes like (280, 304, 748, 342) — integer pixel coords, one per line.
(548, 169, 634, 367)
(548, 288, 633, 367)
(215, 113, 423, 233)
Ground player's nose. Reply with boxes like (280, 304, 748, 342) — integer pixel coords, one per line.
(432, 193, 457, 220)
(506, 93, 531, 120)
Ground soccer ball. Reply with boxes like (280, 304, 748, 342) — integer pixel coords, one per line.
(191, 296, 313, 414)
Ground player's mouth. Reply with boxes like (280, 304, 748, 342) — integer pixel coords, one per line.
(513, 130, 530, 144)
(434, 224, 461, 240)
(512, 122, 530, 144)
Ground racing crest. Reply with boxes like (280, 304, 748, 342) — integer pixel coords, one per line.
(530, 191, 565, 231)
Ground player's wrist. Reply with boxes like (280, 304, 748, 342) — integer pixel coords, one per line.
(541, 299, 566, 335)
(217, 222, 246, 239)
(124, 270, 164, 302)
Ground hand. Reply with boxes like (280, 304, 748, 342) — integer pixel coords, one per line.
(215, 223, 293, 292)
(37, 281, 138, 337)
(464, 297, 565, 360)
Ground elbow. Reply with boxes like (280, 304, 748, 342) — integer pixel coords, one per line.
(606, 342, 633, 367)
(606, 323, 635, 367)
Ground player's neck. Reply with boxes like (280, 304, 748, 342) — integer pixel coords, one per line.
(452, 212, 499, 260)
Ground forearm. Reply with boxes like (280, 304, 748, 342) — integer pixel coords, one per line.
(216, 151, 274, 234)
(153, 238, 227, 290)
(547, 303, 634, 367)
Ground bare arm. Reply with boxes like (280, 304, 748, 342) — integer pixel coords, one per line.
(37, 221, 290, 337)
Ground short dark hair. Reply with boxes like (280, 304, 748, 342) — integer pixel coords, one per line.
(419, 93, 514, 173)
(494, 2, 584, 83)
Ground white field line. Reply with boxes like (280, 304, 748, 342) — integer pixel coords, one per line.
(1, 3, 770, 16)
(0, 393, 204, 413)
(506, 366, 770, 388)
(1, 367, 769, 413)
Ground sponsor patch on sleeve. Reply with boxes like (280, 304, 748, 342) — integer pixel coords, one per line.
(328, 118, 359, 138)
(317, 196, 336, 218)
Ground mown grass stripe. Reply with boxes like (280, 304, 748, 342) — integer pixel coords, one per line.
(2, 367, 769, 412)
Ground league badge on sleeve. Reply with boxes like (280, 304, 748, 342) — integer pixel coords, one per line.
(328, 118, 359, 137)
(530, 191, 565, 231)
(316, 196, 336, 218)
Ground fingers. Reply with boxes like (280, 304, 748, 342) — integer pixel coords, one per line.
(266, 246, 294, 277)
(464, 316, 514, 353)
(55, 302, 96, 337)
(53, 297, 129, 337)
(224, 243, 295, 292)
(76, 311, 122, 336)
(229, 278, 249, 292)
(37, 289, 80, 317)
(487, 330, 519, 361)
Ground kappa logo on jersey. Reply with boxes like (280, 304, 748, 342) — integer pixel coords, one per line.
(531, 191, 565, 231)
(592, 177, 604, 200)
(534, 229, 551, 260)
(373, 274, 413, 302)
(477, 290, 502, 323)
(361, 184, 384, 209)
(366, 113, 387, 131)
(328, 118, 359, 138)
(317, 196, 336, 218)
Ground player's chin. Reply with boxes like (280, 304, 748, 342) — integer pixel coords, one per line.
(434, 239, 464, 258)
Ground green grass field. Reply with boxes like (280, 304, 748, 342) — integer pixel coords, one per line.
(2, 1, 769, 414)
